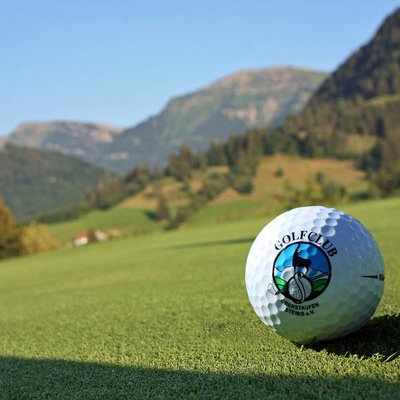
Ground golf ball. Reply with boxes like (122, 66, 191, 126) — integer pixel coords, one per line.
(245, 206, 384, 344)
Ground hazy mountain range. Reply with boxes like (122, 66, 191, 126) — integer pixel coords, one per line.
(6, 67, 326, 173)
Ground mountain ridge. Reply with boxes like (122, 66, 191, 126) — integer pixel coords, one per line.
(6, 66, 327, 173)
(103, 66, 327, 171)
(8, 121, 123, 164)
(307, 8, 400, 106)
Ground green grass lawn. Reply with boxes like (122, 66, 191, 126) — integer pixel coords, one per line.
(188, 200, 264, 226)
(48, 207, 159, 244)
(0, 198, 399, 399)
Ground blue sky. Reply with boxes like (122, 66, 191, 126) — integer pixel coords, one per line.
(1, 0, 398, 134)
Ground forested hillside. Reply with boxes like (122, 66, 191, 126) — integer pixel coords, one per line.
(275, 8, 400, 195)
(0, 145, 112, 219)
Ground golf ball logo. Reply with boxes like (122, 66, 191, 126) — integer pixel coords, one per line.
(272, 242, 331, 304)
(246, 206, 385, 343)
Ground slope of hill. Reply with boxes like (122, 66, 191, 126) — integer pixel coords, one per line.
(189, 155, 367, 226)
(280, 7, 400, 174)
(285, 9, 400, 145)
(47, 208, 159, 244)
(103, 67, 326, 172)
(309, 8, 400, 105)
(47, 154, 367, 245)
(0, 144, 112, 219)
(7, 121, 123, 165)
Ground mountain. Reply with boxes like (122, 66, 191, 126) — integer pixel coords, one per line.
(276, 8, 400, 195)
(281, 9, 400, 150)
(0, 144, 112, 219)
(103, 67, 326, 172)
(8, 121, 123, 165)
(308, 9, 400, 105)
(5, 68, 326, 173)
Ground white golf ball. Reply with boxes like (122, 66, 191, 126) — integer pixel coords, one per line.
(245, 206, 385, 344)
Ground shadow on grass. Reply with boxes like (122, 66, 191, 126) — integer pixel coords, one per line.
(0, 356, 398, 399)
(170, 237, 254, 250)
(144, 210, 157, 221)
(307, 314, 400, 361)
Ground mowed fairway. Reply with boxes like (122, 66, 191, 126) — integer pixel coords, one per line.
(0, 199, 399, 399)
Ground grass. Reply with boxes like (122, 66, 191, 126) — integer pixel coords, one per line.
(47, 207, 159, 244)
(118, 167, 230, 210)
(188, 155, 368, 227)
(0, 198, 398, 398)
(188, 200, 263, 226)
(213, 155, 367, 208)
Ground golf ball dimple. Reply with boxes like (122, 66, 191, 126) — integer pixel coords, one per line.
(245, 206, 385, 344)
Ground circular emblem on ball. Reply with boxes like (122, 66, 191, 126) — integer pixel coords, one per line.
(272, 242, 331, 304)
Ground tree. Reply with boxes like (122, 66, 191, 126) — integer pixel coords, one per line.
(21, 222, 59, 254)
(277, 172, 347, 210)
(168, 155, 190, 182)
(0, 198, 24, 260)
(179, 144, 199, 168)
(156, 192, 171, 221)
(206, 141, 227, 166)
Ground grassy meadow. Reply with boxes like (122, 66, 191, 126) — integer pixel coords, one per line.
(0, 197, 398, 398)
(47, 208, 159, 244)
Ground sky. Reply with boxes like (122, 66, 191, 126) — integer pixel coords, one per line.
(1, 0, 399, 135)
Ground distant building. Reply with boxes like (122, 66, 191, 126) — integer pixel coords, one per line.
(74, 231, 89, 246)
(73, 230, 108, 247)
